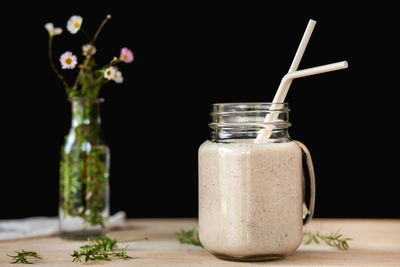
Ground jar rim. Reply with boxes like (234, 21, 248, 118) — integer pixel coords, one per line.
(211, 102, 289, 114)
(209, 102, 291, 131)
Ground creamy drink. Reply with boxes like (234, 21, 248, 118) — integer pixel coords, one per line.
(198, 103, 314, 261)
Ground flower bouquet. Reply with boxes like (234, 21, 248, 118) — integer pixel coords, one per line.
(45, 14, 134, 239)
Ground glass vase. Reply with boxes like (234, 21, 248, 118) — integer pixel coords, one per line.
(59, 97, 110, 240)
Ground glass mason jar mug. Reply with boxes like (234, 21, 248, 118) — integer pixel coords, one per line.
(198, 103, 315, 261)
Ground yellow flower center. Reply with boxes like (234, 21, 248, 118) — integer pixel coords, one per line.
(74, 22, 80, 28)
(65, 58, 72, 65)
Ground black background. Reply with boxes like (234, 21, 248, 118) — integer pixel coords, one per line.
(1, 3, 399, 219)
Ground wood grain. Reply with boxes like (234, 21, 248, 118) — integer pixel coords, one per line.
(0, 218, 399, 266)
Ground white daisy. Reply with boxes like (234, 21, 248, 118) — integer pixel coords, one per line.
(67, 15, 83, 34)
(44, 22, 63, 36)
(82, 43, 96, 56)
(113, 70, 123, 84)
(59, 51, 78, 69)
(104, 67, 117, 80)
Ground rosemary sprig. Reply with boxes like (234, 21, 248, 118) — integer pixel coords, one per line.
(71, 236, 131, 262)
(304, 230, 352, 250)
(176, 228, 203, 247)
(7, 250, 41, 264)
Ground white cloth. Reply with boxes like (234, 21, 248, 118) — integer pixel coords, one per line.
(0, 211, 126, 241)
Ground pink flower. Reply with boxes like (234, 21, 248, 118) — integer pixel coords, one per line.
(120, 47, 134, 63)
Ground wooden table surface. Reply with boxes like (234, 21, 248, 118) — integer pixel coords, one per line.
(0, 218, 399, 266)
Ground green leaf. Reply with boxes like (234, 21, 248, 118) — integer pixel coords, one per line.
(70, 235, 131, 262)
(303, 230, 352, 250)
(7, 250, 40, 264)
(176, 228, 203, 247)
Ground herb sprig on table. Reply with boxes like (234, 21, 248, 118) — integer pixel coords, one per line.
(303, 230, 352, 250)
(176, 228, 203, 247)
(177, 228, 352, 250)
(71, 236, 131, 262)
(7, 250, 41, 264)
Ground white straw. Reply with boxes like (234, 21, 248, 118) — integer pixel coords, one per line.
(255, 61, 348, 143)
(283, 19, 316, 99)
(255, 19, 316, 144)
(287, 19, 317, 76)
(272, 61, 348, 105)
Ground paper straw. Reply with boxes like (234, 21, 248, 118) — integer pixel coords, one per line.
(255, 19, 316, 144)
(288, 19, 317, 72)
(255, 61, 348, 143)
(284, 19, 317, 96)
(272, 61, 348, 105)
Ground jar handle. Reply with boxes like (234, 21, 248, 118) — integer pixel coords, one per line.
(295, 141, 316, 225)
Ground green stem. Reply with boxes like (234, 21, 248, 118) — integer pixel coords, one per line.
(90, 14, 112, 45)
(107, 57, 122, 68)
(48, 35, 70, 93)
(63, 153, 70, 216)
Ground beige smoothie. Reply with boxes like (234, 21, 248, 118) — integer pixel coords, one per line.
(198, 139, 303, 259)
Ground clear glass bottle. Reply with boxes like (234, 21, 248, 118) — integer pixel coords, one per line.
(198, 103, 315, 261)
(59, 97, 110, 240)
